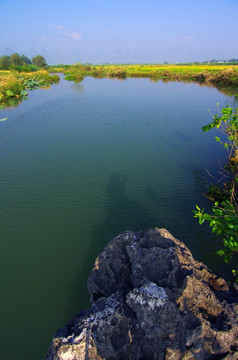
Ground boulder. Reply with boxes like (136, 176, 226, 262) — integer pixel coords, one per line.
(45, 228, 238, 360)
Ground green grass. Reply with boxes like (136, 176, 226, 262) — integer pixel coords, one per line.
(0, 70, 60, 106)
(54, 63, 238, 90)
(2, 64, 238, 106)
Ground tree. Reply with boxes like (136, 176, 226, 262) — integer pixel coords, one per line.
(31, 55, 47, 67)
(0, 55, 11, 69)
(20, 54, 31, 64)
(10, 53, 22, 66)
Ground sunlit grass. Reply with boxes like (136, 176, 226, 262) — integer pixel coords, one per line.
(2, 64, 238, 104)
(0, 71, 24, 99)
(0, 70, 59, 103)
(89, 64, 238, 87)
(57, 63, 238, 97)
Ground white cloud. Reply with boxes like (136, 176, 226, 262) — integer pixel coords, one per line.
(48, 25, 81, 41)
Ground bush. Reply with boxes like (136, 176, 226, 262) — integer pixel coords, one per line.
(107, 67, 126, 79)
(194, 105, 238, 282)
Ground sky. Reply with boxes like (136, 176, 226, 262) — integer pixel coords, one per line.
(0, 0, 238, 64)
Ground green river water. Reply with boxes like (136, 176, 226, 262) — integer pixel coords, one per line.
(0, 75, 236, 359)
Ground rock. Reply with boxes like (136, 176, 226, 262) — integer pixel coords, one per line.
(45, 228, 238, 360)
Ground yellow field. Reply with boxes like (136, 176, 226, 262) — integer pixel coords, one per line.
(94, 64, 238, 80)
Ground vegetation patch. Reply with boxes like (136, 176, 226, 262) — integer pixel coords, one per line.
(53, 63, 238, 94)
(194, 105, 238, 282)
(0, 53, 48, 72)
(0, 70, 60, 108)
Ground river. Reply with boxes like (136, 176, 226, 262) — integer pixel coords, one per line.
(0, 75, 236, 359)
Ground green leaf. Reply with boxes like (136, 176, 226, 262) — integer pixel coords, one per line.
(224, 256, 231, 263)
(202, 124, 213, 132)
(6, 89, 14, 97)
(212, 226, 218, 233)
(209, 220, 216, 227)
(213, 208, 223, 216)
(203, 213, 212, 221)
(217, 249, 225, 256)
(20, 90, 28, 96)
(0, 117, 8, 121)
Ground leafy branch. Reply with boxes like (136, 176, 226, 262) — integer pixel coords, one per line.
(194, 202, 238, 262)
(194, 105, 238, 282)
(202, 105, 238, 161)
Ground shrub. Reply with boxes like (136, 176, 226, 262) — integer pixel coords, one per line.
(107, 67, 126, 79)
(194, 105, 238, 282)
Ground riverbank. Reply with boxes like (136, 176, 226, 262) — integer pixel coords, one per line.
(50, 63, 238, 90)
(0, 70, 59, 107)
(1, 64, 238, 109)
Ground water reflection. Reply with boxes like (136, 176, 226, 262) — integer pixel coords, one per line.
(0, 96, 26, 109)
(66, 172, 160, 322)
(92, 172, 159, 244)
(71, 82, 84, 92)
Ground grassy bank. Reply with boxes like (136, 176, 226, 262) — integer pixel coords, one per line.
(54, 63, 238, 91)
(0, 70, 59, 107)
(2, 64, 238, 108)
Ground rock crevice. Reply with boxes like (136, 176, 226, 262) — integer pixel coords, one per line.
(46, 228, 238, 360)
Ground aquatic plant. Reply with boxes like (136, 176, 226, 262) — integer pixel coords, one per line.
(64, 63, 93, 82)
(0, 72, 24, 101)
(0, 70, 59, 106)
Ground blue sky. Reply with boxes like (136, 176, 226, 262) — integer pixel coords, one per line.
(0, 0, 238, 64)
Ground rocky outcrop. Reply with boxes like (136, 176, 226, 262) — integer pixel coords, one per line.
(45, 228, 238, 360)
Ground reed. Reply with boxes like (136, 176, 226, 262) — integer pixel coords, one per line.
(0, 72, 24, 100)
(0, 70, 60, 103)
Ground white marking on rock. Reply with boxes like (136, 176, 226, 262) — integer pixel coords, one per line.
(127, 282, 167, 310)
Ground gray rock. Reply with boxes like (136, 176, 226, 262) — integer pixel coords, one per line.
(45, 228, 238, 360)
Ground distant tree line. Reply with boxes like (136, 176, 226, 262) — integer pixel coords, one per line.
(0, 53, 47, 70)
(209, 58, 238, 63)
